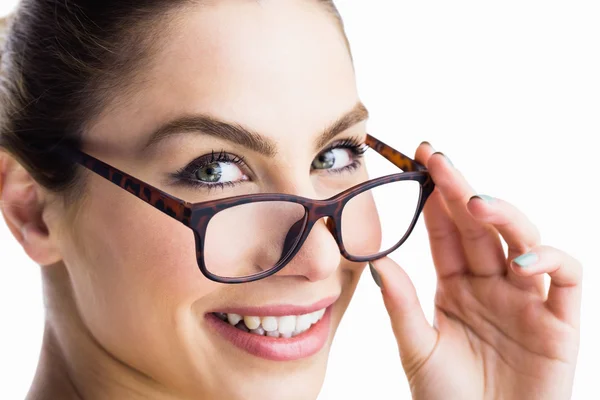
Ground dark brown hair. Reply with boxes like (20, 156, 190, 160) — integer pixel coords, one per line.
(0, 0, 349, 197)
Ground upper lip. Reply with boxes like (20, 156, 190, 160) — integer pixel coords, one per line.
(209, 294, 339, 317)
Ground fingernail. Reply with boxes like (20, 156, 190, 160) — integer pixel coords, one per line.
(434, 151, 453, 167)
(470, 194, 495, 204)
(369, 262, 382, 288)
(420, 141, 435, 151)
(513, 252, 539, 268)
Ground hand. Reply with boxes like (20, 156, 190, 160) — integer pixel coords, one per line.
(369, 143, 582, 400)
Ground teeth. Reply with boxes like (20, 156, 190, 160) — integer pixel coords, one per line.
(227, 313, 243, 326)
(309, 310, 321, 324)
(315, 309, 325, 320)
(295, 314, 312, 332)
(244, 316, 261, 330)
(217, 308, 327, 337)
(277, 316, 296, 335)
(250, 327, 265, 336)
(262, 316, 278, 332)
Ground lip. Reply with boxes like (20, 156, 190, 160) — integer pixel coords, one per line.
(205, 296, 338, 362)
(208, 295, 339, 317)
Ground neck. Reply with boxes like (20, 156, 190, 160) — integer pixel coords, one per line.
(27, 263, 183, 400)
(26, 325, 83, 400)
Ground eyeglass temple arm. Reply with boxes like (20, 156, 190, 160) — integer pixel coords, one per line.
(57, 146, 194, 227)
(365, 134, 427, 172)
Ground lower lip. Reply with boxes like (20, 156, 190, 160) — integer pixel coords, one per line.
(205, 308, 333, 362)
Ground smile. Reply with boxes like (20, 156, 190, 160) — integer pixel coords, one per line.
(205, 296, 338, 361)
(213, 308, 327, 338)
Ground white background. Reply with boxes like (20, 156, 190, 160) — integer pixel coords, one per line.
(1, 1, 599, 399)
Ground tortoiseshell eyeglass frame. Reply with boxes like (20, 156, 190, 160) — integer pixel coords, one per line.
(57, 134, 435, 284)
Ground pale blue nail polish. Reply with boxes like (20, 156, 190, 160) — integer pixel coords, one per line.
(473, 194, 495, 203)
(434, 152, 453, 167)
(442, 153, 454, 167)
(513, 253, 539, 268)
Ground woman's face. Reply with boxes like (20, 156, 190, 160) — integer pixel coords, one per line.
(51, 1, 375, 399)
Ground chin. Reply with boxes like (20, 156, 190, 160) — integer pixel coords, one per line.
(221, 362, 328, 400)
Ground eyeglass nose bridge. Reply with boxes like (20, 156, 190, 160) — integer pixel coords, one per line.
(307, 198, 342, 225)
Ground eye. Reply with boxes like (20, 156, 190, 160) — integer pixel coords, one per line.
(312, 148, 354, 170)
(312, 136, 368, 173)
(195, 161, 246, 184)
(171, 151, 250, 191)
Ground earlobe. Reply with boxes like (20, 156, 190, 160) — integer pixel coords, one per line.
(0, 154, 63, 266)
(20, 221, 62, 265)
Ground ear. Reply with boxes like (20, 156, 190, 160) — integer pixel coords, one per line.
(0, 152, 63, 266)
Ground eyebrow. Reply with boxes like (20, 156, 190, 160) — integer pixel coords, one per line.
(142, 102, 369, 156)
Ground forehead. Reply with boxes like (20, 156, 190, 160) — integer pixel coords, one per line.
(87, 0, 358, 151)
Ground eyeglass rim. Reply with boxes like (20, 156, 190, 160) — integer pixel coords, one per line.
(197, 173, 434, 284)
(54, 134, 435, 283)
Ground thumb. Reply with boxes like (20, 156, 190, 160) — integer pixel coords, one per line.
(369, 258, 438, 372)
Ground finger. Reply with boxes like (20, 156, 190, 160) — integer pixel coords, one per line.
(467, 195, 541, 253)
(415, 143, 468, 278)
(426, 153, 506, 276)
(369, 258, 438, 372)
(467, 195, 544, 294)
(510, 246, 583, 327)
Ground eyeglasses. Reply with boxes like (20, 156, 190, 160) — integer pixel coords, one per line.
(57, 134, 434, 284)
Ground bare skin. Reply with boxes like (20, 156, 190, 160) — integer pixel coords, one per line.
(0, 1, 581, 399)
(2, 2, 365, 399)
(371, 146, 582, 399)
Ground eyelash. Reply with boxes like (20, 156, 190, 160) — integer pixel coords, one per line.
(170, 150, 248, 192)
(171, 137, 368, 190)
(318, 138, 368, 175)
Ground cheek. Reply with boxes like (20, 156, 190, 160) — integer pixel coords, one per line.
(61, 190, 217, 375)
(340, 192, 382, 256)
(339, 178, 421, 256)
(203, 201, 307, 277)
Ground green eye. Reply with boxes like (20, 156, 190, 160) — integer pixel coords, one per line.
(312, 148, 355, 170)
(195, 162, 223, 183)
(312, 150, 336, 169)
(174, 151, 250, 191)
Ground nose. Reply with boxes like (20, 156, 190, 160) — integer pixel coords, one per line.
(280, 218, 306, 260)
(275, 215, 341, 282)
